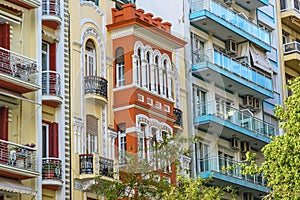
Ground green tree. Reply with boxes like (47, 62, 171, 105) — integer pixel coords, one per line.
(92, 136, 235, 200)
(243, 77, 300, 199)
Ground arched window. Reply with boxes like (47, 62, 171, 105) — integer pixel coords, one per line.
(145, 51, 150, 89)
(154, 56, 159, 93)
(138, 123, 147, 160)
(85, 39, 97, 76)
(116, 47, 125, 87)
(137, 48, 142, 87)
(162, 59, 167, 96)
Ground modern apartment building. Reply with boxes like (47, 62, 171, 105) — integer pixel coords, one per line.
(0, 0, 41, 199)
(278, 0, 300, 100)
(188, 0, 281, 199)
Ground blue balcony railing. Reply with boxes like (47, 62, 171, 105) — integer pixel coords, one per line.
(195, 101, 276, 138)
(191, 0, 270, 45)
(193, 49, 273, 91)
(197, 156, 267, 186)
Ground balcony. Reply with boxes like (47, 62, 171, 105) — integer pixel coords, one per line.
(79, 154, 114, 179)
(0, 47, 39, 93)
(283, 42, 300, 72)
(84, 76, 108, 105)
(42, 0, 61, 29)
(173, 108, 183, 132)
(0, 139, 38, 179)
(234, 0, 268, 10)
(6, 0, 40, 9)
(82, 0, 99, 6)
(192, 49, 273, 99)
(190, 0, 271, 51)
(281, 6, 300, 30)
(42, 71, 63, 107)
(197, 156, 269, 195)
(42, 158, 63, 190)
(194, 101, 275, 147)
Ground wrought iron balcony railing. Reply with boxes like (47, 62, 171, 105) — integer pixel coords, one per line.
(195, 101, 276, 137)
(0, 47, 38, 85)
(79, 154, 114, 178)
(193, 49, 273, 91)
(79, 154, 94, 174)
(191, 0, 270, 45)
(99, 156, 114, 178)
(42, 0, 60, 17)
(197, 156, 267, 186)
(84, 76, 108, 99)
(173, 108, 183, 127)
(42, 71, 61, 97)
(284, 41, 300, 54)
(42, 158, 62, 181)
(0, 139, 37, 172)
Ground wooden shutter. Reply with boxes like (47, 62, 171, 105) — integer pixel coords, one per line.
(86, 115, 98, 135)
(50, 43, 56, 71)
(49, 122, 59, 158)
(0, 107, 8, 140)
(0, 24, 10, 49)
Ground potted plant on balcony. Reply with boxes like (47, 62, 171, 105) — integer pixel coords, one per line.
(42, 162, 57, 179)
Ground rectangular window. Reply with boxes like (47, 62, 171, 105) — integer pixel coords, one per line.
(194, 87, 207, 117)
(138, 124, 146, 160)
(191, 33, 205, 64)
(195, 142, 209, 173)
(42, 124, 49, 158)
(117, 63, 125, 87)
(86, 115, 98, 153)
(42, 42, 50, 71)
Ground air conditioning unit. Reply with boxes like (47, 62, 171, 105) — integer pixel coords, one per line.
(243, 95, 253, 108)
(241, 141, 250, 152)
(226, 40, 237, 54)
(231, 137, 239, 150)
(253, 98, 261, 109)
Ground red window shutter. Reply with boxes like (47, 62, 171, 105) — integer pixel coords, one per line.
(49, 122, 59, 158)
(0, 24, 10, 50)
(50, 43, 56, 71)
(0, 107, 8, 140)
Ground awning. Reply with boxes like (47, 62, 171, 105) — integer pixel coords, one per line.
(0, 177, 36, 195)
(0, 88, 37, 104)
(249, 44, 272, 74)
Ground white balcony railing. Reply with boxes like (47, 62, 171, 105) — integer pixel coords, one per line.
(0, 47, 38, 85)
(191, 0, 270, 45)
(195, 101, 276, 137)
(42, 71, 61, 97)
(42, 0, 60, 17)
(0, 139, 37, 172)
(197, 156, 267, 186)
(193, 49, 273, 91)
(284, 41, 300, 54)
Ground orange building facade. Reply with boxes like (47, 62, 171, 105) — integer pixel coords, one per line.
(107, 3, 186, 183)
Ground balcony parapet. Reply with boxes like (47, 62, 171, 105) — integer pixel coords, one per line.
(193, 49, 273, 92)
(0, 47, 39, 86)
(0, 139, 37, 174)
(173, 108, 183, 128)
(42, 71, 61, 96)
(284, 41, 300, 54)
(42, 158, 62, 181)
(197, 156, 267, 187)
(84, 76, 108, 99)
(190, 0, 270, 45)
(195, 101, 276, 138)
(79, 154, 115, 179)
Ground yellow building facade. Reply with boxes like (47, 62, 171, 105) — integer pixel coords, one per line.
(70, 0, 117, 199)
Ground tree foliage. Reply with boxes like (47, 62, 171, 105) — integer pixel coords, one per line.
(92, 136, 235, 200)
(243, 77, 300, 199)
